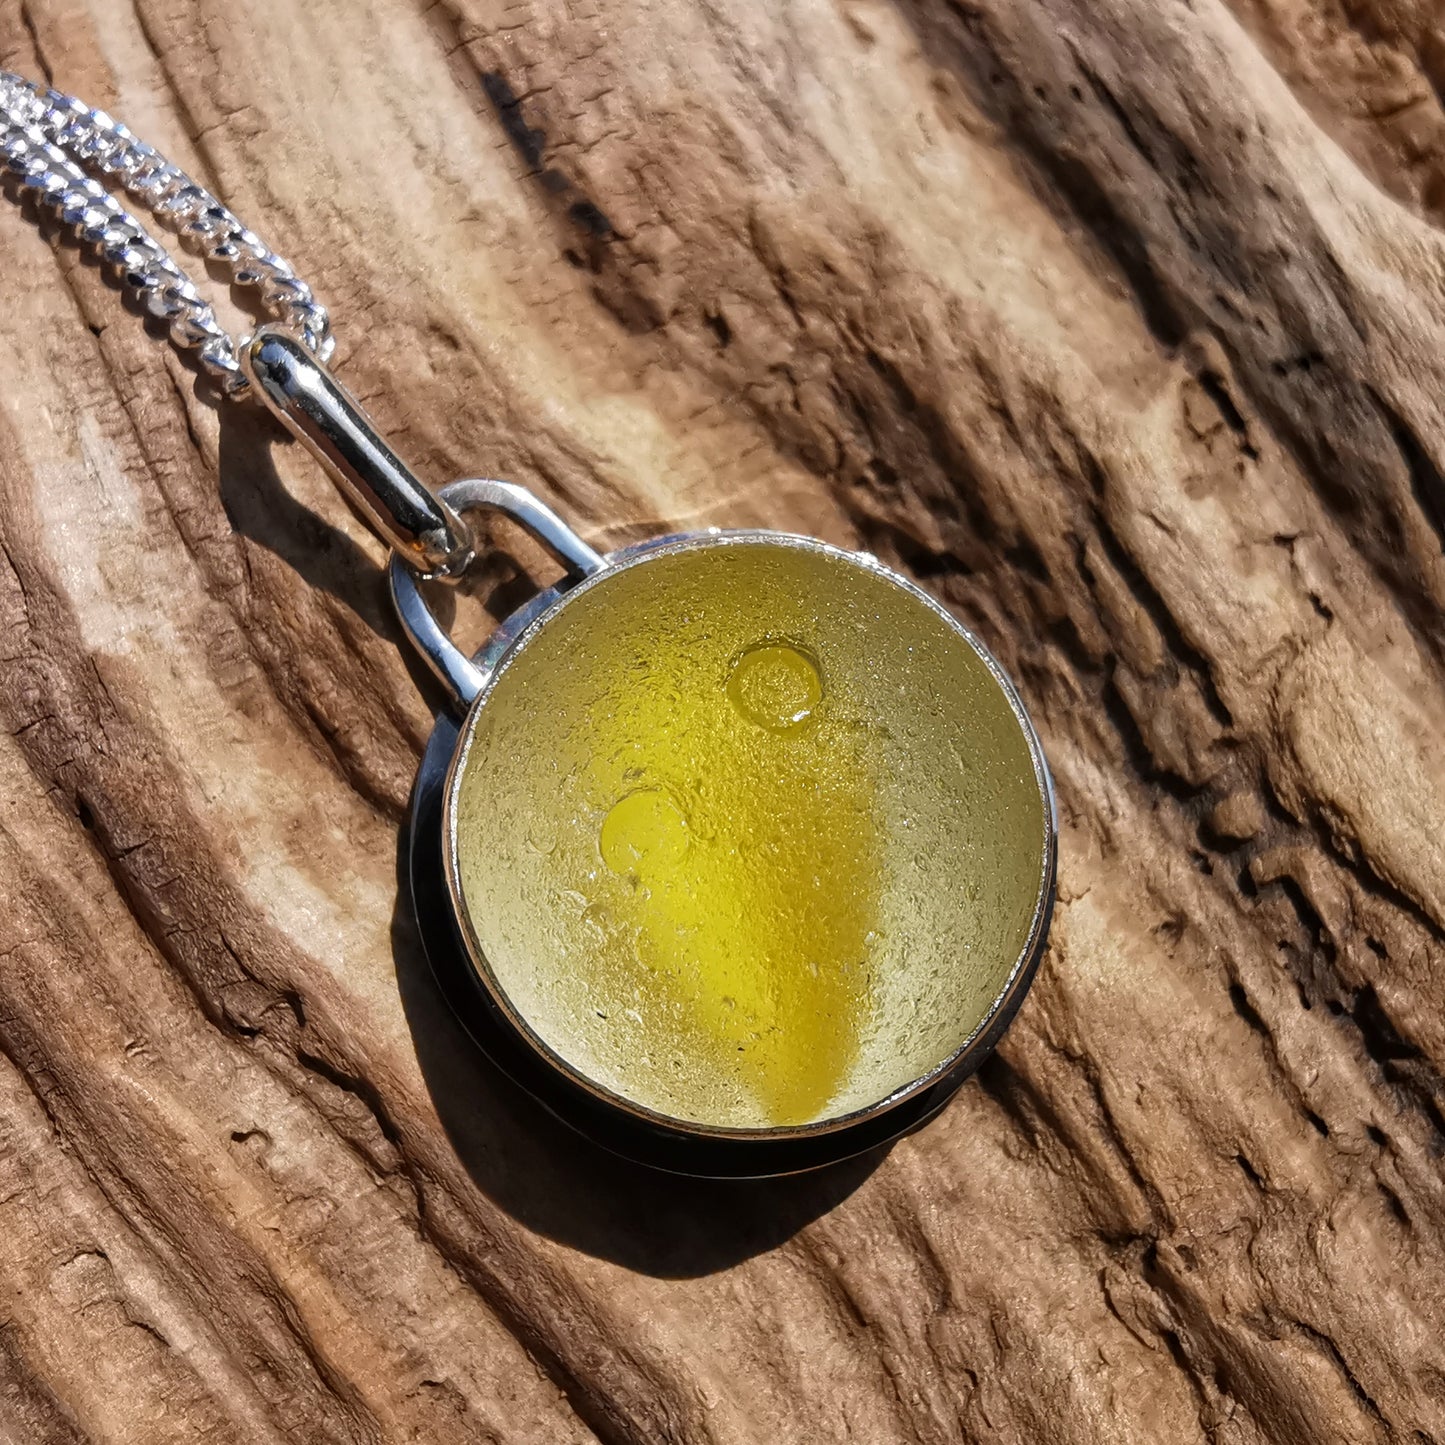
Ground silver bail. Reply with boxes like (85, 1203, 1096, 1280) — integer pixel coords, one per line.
(241, 326, 475, 578)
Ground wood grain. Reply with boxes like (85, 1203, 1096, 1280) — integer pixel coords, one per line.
(2, 0, 1444, 1440)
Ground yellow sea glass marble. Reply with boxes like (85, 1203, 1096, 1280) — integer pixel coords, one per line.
(449, 539, 1047, 1130)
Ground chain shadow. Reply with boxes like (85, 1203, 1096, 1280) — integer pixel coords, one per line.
(216, 406, 400, 637)
(2, 178, 384, 625)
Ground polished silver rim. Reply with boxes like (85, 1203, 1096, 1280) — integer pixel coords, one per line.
(420, 523, 1056, 1143)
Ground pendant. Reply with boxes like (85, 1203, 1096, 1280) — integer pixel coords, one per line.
(245, 328, 1057, 1178)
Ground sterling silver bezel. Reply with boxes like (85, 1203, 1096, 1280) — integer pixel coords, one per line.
(410, 523, 1057, 1146)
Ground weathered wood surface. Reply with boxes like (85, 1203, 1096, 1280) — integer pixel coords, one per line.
(1, 0, 1443, 1440)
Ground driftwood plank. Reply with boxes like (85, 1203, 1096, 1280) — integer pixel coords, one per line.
(1, 0, 1443, 1440)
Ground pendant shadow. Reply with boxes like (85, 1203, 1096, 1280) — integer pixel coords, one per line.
(391, 783, 889, 1278)
(392, 892, 886, 1277)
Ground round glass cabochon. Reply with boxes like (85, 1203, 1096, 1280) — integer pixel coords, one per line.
(447, 537, 1050, 1132)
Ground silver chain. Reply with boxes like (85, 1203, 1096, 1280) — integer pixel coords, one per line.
(0, 70, 476, 578)
(0, 70, 330, 397)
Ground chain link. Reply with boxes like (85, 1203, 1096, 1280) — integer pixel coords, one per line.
(0, 70, 477, 577)
(0, 69, 330, 397)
